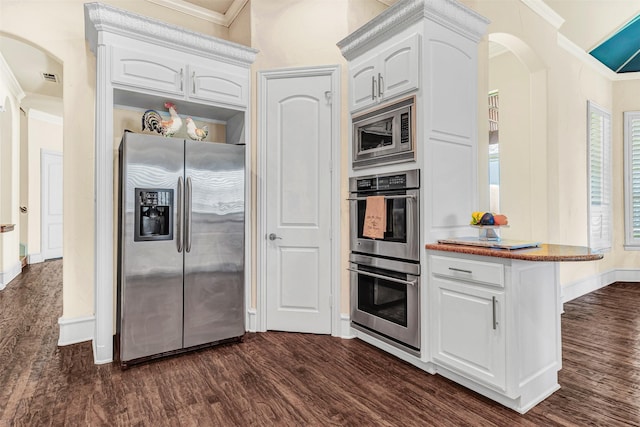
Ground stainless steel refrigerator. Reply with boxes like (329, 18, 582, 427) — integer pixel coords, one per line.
(117, 132, 245, 365)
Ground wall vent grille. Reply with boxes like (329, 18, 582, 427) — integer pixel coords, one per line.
(42, 72, 59, 83)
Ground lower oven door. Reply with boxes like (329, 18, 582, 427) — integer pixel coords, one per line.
(349, 254, 420, 352)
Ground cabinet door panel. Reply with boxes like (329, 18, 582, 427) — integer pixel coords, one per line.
(379, 33, 420, 100)
(112, 47, 184, 95)
(350, 56, 377, 112)
(189, 65, 248, 107)
(432, 276, 506, 390)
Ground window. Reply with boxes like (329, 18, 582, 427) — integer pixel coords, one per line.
(624, 111, 640, 248)
(488, 90, 500, 213)
(587, 101, 612, 252)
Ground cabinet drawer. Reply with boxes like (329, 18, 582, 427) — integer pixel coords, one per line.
(430, 255, 504, 287)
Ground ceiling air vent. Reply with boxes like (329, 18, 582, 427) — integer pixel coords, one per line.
(41, 72, 59, 83)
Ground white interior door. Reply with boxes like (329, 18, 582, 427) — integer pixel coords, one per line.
(41, 150, 63, 260)
(262, 69, 334, 334)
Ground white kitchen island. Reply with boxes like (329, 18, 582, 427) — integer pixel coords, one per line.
(425, 242, 603, 413)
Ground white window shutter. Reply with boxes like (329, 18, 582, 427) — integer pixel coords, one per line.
(587, 101, 612, 252)
(624, 111, 640, 248)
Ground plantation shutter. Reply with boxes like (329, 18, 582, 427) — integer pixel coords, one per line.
(624, 111, 640, 248)
(587, 101, 612, 252)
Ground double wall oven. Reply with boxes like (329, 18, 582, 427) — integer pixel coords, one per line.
(348, 169, 420, 355)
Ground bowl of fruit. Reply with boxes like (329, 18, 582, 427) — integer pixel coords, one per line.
(470, 211, 509, 240)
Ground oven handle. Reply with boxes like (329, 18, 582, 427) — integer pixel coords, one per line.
(347, 194, 416, 201)
(347, 267, 417, 287)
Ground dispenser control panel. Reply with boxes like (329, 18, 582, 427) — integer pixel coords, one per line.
(134, 188, 173, 242)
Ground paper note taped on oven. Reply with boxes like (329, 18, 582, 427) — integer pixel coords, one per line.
(363, 196, 386, 239)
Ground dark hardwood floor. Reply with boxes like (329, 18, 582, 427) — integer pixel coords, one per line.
(1, 259, 639, 426)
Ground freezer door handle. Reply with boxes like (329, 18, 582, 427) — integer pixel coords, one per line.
(186, 176, 193, 253)
(177, 176, 184, 253)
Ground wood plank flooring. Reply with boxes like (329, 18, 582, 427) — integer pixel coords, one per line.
(1, 259, 639, 426)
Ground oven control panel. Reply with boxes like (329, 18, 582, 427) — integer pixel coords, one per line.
(353, 169, 419, 192)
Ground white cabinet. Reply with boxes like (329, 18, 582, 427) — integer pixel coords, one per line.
(427, 251, 562, 413)
(430, 256, 506, 391)
(111, 46, 249, 109)
(112, 48, 185, 96)
(349, 33, 420, 112)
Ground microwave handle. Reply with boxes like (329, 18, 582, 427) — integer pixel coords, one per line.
(347, 194, 416, 202)
(347, 267, 417, 287)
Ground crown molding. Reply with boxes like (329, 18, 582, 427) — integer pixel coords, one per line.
(145, 0, 248, 27)
(557, 33, 640, 82)
(84, 2, 257, 66)
(521, 0, 564, 30)
(338, 0, 490, 60)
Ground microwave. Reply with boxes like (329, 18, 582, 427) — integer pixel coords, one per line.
(352, 96, 415, 169)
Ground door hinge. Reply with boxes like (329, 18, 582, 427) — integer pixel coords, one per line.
(325, 91, 333, 105)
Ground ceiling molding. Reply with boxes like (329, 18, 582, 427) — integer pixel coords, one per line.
(376, 0, 397, 6)
(521, 0, 565, 30)
(557, 33, 640, 82)
(146, 0, 248, 27)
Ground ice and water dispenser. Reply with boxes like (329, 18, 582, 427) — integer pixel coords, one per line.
(134, 188, 173, 241)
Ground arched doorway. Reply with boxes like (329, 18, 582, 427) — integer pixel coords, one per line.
(487, 33, 548, 242)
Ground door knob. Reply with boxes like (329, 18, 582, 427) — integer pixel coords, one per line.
(268, 233, 282, 241)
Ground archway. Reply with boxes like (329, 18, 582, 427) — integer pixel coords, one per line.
(487, 33, 548, 242)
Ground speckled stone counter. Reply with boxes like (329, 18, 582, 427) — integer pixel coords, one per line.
(425, 242, 604, 262)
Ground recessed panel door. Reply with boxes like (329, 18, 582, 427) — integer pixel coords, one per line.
(264, 72, 333, 334)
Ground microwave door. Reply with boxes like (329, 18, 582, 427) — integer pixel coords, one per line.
(359, 118, 394, 154)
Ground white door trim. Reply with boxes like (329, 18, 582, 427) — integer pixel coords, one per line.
(257, 65, 341, 336)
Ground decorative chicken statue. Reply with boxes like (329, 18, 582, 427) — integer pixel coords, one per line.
(141, 101, 182, 137)
(186, 117, 209, 141)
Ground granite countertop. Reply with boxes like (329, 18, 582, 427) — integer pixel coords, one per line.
(425, 242, 604, 262)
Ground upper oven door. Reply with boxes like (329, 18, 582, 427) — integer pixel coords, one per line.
(349, 188, 419, 261)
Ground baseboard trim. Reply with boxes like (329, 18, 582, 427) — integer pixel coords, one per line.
(340, 314, 356, 339)
(0, 260, 22, 290)
(562, 269, 640, 303)
(247, 308, 257, 332)
(28, 253, 44, 264)
(58, 315, 95, 346)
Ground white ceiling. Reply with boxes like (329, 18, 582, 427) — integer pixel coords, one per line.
(1, 0, 639, 118)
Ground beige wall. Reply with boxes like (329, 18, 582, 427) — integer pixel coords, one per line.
(488, 50, 534, 241)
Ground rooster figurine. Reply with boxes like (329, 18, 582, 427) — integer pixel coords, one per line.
(141, 101, 182, 137)
(186, 117, 209, 141)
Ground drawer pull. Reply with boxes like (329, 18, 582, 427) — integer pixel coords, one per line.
(448, 267, 472, 274)
(492, 296, 497, 330)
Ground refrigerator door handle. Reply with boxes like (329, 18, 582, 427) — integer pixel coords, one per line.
(186, 176, 193, 253)
(177, 176, 184, 253)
